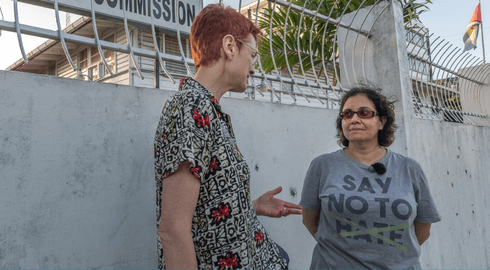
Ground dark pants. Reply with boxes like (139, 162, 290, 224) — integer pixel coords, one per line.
(276, 243, 290, 269)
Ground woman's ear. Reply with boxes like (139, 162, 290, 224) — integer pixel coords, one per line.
(379, 116, 387, 130)
(222, 34, 235, 61)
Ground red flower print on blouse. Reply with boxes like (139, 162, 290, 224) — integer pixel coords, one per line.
(218, 253, 240, 270)
(190, 167, 201, 179)
(193, 109, 210, 128)
(211, 204, 230, 224)
(210, 97, 219, 104)
(161, 171, 170, 180)
(255, 231, 264, 246)
(179, 78, 187, 88)
(209, 158, 219, 173)
(204, 115, 210, 126)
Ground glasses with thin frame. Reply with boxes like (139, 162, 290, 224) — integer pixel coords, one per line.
(236, 39, 261, 65)
(340, 109, 378, 119)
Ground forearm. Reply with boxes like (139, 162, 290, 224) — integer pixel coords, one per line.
(159, 230, 198, 269)
(414, 221, 431, 245)
(303, 220, 319, 237)
(302, 208, 320, 238)
(158, 162, 200, 269)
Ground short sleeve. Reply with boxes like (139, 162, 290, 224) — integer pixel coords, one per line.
(412, 161, 442, 223)
(154, 92, 216, 183)
(300, 157, 323, 210)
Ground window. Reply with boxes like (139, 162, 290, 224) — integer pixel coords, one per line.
(164, 35, 188, 76)
(408, 57, 428, 75)
(90, 35, 115, 66)
(406, 29, 425, 47)
(79, 49, 88, 70)
(47, 63, 56, 76)
(91, 46, 100, 65)
(77, 33, 116, 81)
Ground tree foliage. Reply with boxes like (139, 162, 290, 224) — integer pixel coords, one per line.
(257, 0, 432, 76)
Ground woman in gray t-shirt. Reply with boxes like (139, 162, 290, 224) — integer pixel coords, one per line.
(300, 87, 441, 269)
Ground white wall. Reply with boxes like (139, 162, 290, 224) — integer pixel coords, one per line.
(338, 2, 490, 267)
(410, 119, 490, 268)
(0, 70, 337, 268)
(1, 2, 490, 267)
(0, 71, 161, 268)
(1, 62, 490, 268)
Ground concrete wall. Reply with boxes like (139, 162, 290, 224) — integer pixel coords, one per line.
(1, 66, 490, 268)
(0, 70, 335, 268)
(339, 1, 416, 158)
(0, 71, 160, 268)
(337, 2, 490, 267)
(1, 2, 489, 268)
(410, 119, 490, 269)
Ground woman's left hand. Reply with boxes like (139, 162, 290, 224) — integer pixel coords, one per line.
(253, 187, 303, 217)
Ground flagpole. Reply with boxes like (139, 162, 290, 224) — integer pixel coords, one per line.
(481, 0, 486, 63)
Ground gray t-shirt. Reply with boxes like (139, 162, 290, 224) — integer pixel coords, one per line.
(300, 149, 441, 269)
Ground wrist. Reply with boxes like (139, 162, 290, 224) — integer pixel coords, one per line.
(252, 199, 262, 216)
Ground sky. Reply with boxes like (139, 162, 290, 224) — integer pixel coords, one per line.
(0, 0, 487, 70)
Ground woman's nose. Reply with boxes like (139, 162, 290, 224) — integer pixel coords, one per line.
(350, 113, 361, 122)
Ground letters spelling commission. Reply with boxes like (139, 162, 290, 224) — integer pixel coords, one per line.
(94, 0, 197, 27)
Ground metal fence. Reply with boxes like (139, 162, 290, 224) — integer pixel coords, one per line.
(0, 0, 488, 126)
(242, 0, 389, 109)
(406, 24, 490, 126)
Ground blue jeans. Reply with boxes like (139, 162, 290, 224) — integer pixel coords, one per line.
(276, 243, 290, 269)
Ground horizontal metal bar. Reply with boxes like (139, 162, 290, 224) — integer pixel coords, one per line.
(411, 78, 460, 95)
(248, 84, 340, 102)
(270, 0, 370, 37)
(250, 72, 342, 93)
(407, 52, 485, 85)
(0, 19, 339, 99)
(0, 20, 194, 65)
(414, 101, 488, 118)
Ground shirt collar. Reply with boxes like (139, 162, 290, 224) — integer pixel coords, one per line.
(180, 78, 222, 111)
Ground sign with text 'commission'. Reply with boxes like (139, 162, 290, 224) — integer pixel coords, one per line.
(22, 0, 202, 34)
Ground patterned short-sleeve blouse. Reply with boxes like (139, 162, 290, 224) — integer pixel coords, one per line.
(154, 78, 287, 269)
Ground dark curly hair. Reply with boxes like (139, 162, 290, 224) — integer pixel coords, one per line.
(336, 87, 398, 147)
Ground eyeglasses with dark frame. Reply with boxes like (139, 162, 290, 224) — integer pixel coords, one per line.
(236, 39, 261, 65)
(340, 109, 378, 119)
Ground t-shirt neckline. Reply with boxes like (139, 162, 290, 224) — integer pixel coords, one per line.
(339, 148, 391, 170)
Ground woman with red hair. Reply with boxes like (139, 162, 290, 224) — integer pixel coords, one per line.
(154, 4, 302, 269)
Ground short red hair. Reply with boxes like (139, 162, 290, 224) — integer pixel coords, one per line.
(190, 4, 261, 71)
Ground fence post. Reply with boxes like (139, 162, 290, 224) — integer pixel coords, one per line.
(338, 0, 414, 156)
